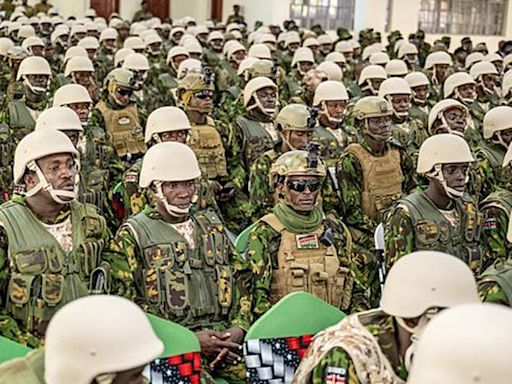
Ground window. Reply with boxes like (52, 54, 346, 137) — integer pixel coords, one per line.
(418, 0, 508, 35)
(290, 0, 355, 30)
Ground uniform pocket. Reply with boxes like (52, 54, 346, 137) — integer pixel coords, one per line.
(42, 274, 64, 306)
(8, 273, 35, 305)
(164, 269, 189, 311)
(215, 265, 233, 308)
(14, 250, 47, 275)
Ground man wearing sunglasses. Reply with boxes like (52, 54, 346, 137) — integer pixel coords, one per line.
(90, 68, 146, 166)
(246, 147, 355, 317)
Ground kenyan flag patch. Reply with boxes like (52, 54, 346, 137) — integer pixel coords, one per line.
(295, 234, 319, 249)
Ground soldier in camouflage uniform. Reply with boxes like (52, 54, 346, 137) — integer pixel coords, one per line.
(470, 61, 501, 110)
(216, 40, 245, 95)
(95, 28, 118, 82)
(227, 76, 278, 195)
(4, 47, 28, 104)
(203, 31, 224, 68)
(378, 77, 427, 155)
(281, 47, 315, 105)
(62, 56, 99, 104)
(348, 64, 388, 100)
(245, 149, 356, 319)
(404, 72, 430, 129)
(0, 129, 109, 347)
(424, 51, 452, 103)
(90, 68, 146, 171)
(293, 251, 479, 384)
(312, 80, 358, 171)
(275, 32, 300, 72)
(107, 142, 252, 383)
(385, 134, 483, 274)
(249, 104, 315, 221)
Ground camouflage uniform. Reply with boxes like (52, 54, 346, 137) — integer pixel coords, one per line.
(478, 260, 512, 306)
(313, 122, 359, 169)
(0, 197, 110, 347)
(475, 142, 512, 198)
(390, 116, 427, 156)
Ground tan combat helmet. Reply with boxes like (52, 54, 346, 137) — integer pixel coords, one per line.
(64, 56, 94, 78)
(0, 37, 14, 58)
(407, 303, 512, 384)
(243, 76, 277, 115)
(416, 133, 474, 198)
(316, 60, 343, 81)
(248, 43, 272, 60)
(380, 250, 479, 369)
(313, 80, 348, 124)
(352, 95, 392, 120)
(358, 64, 388, 95)
(378, 77, 412, 118)
(469, 61, 498, 95)
(428, 98, 469, 136)
(45, 295, 163, 384)
(14, 129, 79, 204)
(275, 103, 312, 131)
(105, 68, 137, 106)
(21, 36, 44, 55)
(405, 71, 430, 104)
(17, 55, 51, 94)
(502, 72, 512, 100)
(145, 106, 192, 144)
(291, 47, 315, 73)
(53, 83, 93, 108)
(443, 72, 476, 102)
(483, 106, 512, 144)
(385, 59, 408, 77)
(166, 46, 190, 71)
(369, 51, 390, 66)
(425, 51, 453, 69)
(465, 51, 484, 70)
(140, 142, 201, 216)
(35, 106, 83, 133)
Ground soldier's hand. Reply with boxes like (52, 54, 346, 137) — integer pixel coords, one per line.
(195, 329, 242, 362)
(217, 182, 237, 202)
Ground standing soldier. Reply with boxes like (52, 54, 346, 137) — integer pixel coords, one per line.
(312, 80, 358, 170)
(107, 142, 251, 382)
(385, 134, 483, 274)
(0, 129, 109, 347)
(293, 251, 479, 384)
(90, 68, 146, 169)
(249, 104, 314, 220)
(246, 149, 356, 317)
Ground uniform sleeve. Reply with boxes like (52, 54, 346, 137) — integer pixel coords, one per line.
(478, 280, 509, 306)
(245, 222, 277, 318)
(88, 107, 106, 131)
(223, 120, 247, 190)
(248, 156, 274, 221)
(310, 347, 358, 384)
(228, 242, 254, 331)
(480, 207, 509, 269)
(399, 148, 416, 193)
(384, 204, 416, 270)
(102, 225, 139, 302)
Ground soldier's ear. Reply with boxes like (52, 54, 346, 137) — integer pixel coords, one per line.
(23, 170, 38, 189)
(276, 183, 285, 198)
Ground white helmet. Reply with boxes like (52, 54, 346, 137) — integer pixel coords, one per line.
(483, 106, 512, 141)
(369, 51, 390, 66)
(226, 40, 246, 62)
(405, 71, 430, 88)
(362, 43, 383, 61)
(17, 56, 51, 95)
(176, 58, 202, 79)
(35, 106, 83, 132)
(502, 72, 512, 98)
(428, 98, 469, 136)
(207, 30, 223, 44)
(167, 46, 189, 65)
(248, 43, 272, 60)
(397, 42, 418, 59)
(324, 51, 346, 64)
(291, 47, 315, 67)
(284, 32, 301, 48)
(122, 53, 150, 71)
(335, 40, 353, 54)
(145, 106, 191, 144)
(443, 72, 475, 99)
(14, 129, 79, 204)
(407, 303, 512, 384)
(503, 53, 512, 71)
(21, 36, 44, 53)
(469, 61, 498, 80)
(99, 27, 118, 42)
(114, 47, 134, 67)
(243, 76, 277, 115)
(358, 65, 387, 95)
(303, 37, 319, 49)
(64, 56, 94, 77)
(378, 77, 411, 97)
(63, 46, 88, 64)
(424, 51, 452, 69)
(0, 37, 14, 56)
(316, 61, 342, 81)
(465, 51, 484, 69)
(183, 41, 202, 57)
(123, 36, 145, 51)
(317, 34, 333, 46)
(17, 25, 35, 39)
(140, 142, 201, 216)
(385, 59, 408, 77)
(313, 80, 348, 124)
(237, 57, 258, 76)
(53, 84, 93, 107)
(44, 295, 163, 384)
(77, 36, 100, 50)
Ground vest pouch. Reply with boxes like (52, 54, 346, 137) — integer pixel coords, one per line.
(89, 263, 111, 294)
(213, 230, 227, 265)
(42, 274, 64, 306)
(308, 262, 328, 302)
(143, 266, 162, 305)
(202, 233, 217, 267)
(164, 268, 189, 312)
(143, 244, 175, 269)
(8, 273, 35, 306)
(45, 248, 63, 274)
(215, 265, 233, 308)
(85, 169, 109, 193)
(14, 250, 47, 275)
(374, 193, 400, 213)
(465, 245, 482, 274)
(287, 263, 309, 291)
(415, 220, 440, 246)
(82, 215, 104, 239)
(78, 240, 104, 277)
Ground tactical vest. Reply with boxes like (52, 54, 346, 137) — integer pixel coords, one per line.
(236, 116, 275, 164)
(261, 213, 352, 311)
(480, 260, 512, 306)
(477, 143, 512, 187)
(0, 201, 108, 337)
(345, 143, 404, 220)
(96, 100, 146, 159)
(293, 309, 405, 384)
(8, 100, 37, 143)
(125, 209, 233, 330)
(187, 117, 228, 179)
(397, 191, 483, 272)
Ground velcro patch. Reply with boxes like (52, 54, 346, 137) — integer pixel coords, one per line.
(295, 234, 319, 249)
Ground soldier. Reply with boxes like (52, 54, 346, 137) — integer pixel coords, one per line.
(407, 303, 512, 384)
(293, 251, 479, 384)
(3, 56, 51, 144)
(216, 40, 245, 93)
(0, 129, 109, 347)
(378, 77, 427, 153)
(276, 32, 300, 72)
(385, 134, 483, 274)
(281, 47, 315, 104)
(204, 31, 224, 68)
(424, 51, 452, 102)
(385, 59, 408, 78)
(397, 42, 419, 71)
(107, 142, 251, 382)
(0, 295, 164, 384)
(469, 61, 500, 110)
(312, 80, 358, 170)
(249, 103, 314, 220)
(4, 47, 28, 104)
(33, 0, 52, 14)
(478, 144, 512, 269)
(349, 64, 387, 99)
(404, 72, 430, 128)
(427, 98, 470, 138)
(122, 52, 158, 112)
(96, 28, 118, 81)
(246, 149, 355, 317)
(62, 56, 99, 103)
(90, 68, 146, 167)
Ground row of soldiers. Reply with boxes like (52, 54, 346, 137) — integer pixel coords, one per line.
(0, 4, 510, 383)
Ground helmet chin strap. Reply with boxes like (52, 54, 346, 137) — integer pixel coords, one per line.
(478, 78, 496, 96)
(361, 80, 378, 95)
(25, 160, 78, 204)
(155, 181, 196, 218)
(396, 308, 439, 371)
(23, 76, 47, 95)
(428, 164, 466, 198)
(454, 88, 476, 104)
(320, 101, 344, 125)
(435, 114, 466, 137)
(493, 131, 509, 149)
(248, 93, 277, 116)
(363, 119, 391, 142)
(281, 131, 300, 151)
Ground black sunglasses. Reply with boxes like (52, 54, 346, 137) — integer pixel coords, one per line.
(195, 90, 213, 100)
(287, 179, 321, 192)
(117, 88, 133, 97)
